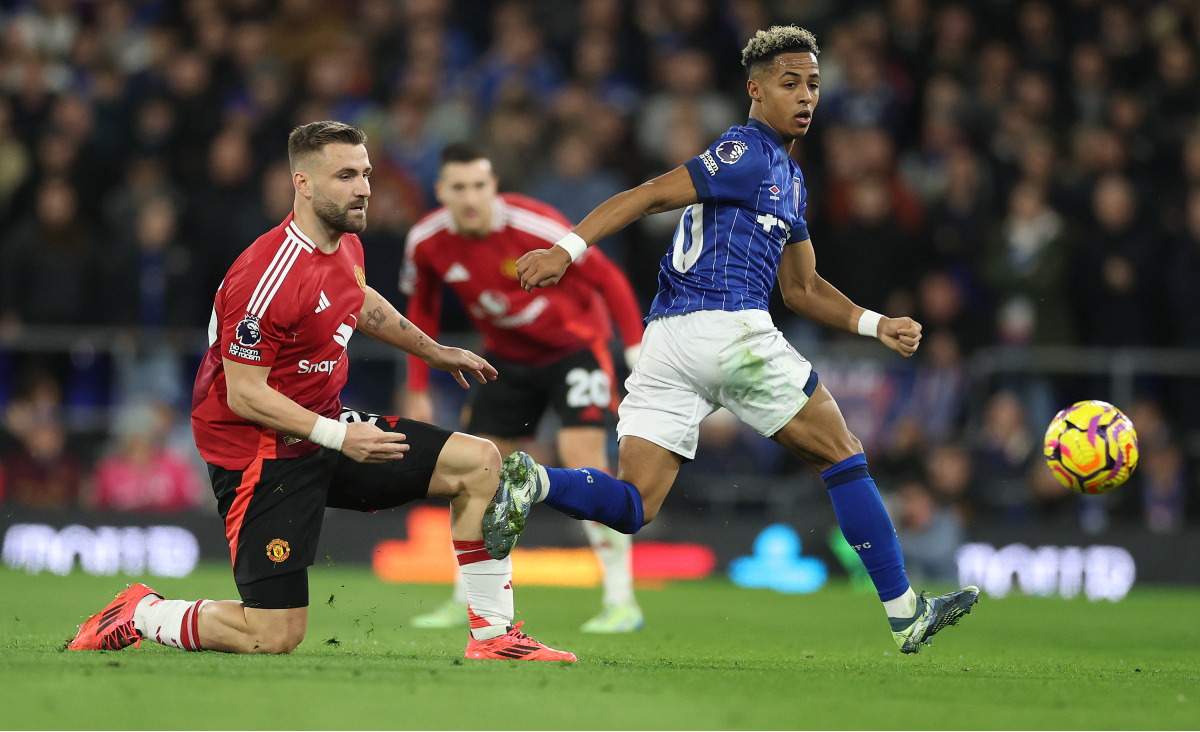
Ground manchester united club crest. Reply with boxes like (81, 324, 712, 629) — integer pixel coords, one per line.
(266, 538, 291, 563)
(354, 265, 367, 292)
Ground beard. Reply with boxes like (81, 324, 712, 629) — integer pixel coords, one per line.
(313, 191, 367, 234)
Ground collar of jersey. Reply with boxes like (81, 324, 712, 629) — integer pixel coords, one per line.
(747, 118, 785, 150)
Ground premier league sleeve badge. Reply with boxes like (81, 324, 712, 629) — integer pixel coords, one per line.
(235, 314, 262, 347)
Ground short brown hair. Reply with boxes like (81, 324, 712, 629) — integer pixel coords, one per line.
(440, 141, 488, 168)
(287, 121, 368, 171)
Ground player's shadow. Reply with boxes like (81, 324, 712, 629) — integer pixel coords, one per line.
(728, 524, 827, 593)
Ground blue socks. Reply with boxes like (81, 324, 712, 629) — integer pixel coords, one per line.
(542, 467, 645, 534)
(821, 454, 910, 602)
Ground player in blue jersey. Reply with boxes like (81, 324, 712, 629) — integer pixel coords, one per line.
(492, 26, 980, 654)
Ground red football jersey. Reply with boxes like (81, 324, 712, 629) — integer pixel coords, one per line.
(401, 193, 643, 391)
(192, 213, 367, 470)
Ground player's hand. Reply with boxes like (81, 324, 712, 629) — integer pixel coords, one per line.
(341, 421, 409, 463)
(879, 316, 922, 357)
(516, 246, 572, 291)
(425, 346, 498, 389)
(405, 390, 434, 424)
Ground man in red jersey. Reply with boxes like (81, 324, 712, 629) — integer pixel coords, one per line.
(402, 144, 646, 633)
(67, 122, 575, 661)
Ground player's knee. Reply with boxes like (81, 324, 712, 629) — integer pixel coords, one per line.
(254, 627, 305, 654)
(464, 436, 502, 499)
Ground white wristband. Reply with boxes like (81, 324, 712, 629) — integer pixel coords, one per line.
(308, 415, 348, 451)
(624, 344, 642, 370)
(857, 310, 883, 338)
(555, 232, 588, 261)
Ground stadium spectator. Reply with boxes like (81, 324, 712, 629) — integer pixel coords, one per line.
(1142, 444, 1186, 534)
(1027, 458, 1077, 525)
(528, 130, 627, 261)
(4, 416, 83, 510)
(1074, 174, 1161, 346)
(824, 175, 915, 314)
(893, 480, 963, 583)
(474, 1, 562, 112)
(925, 442, 972, 520)
(928, 4, 975, 84)
(923, 146, 992, 278)
(480, 99, 548, 192)
(1168, 189, 1200, 349)
(104, 197, 203, 328)
(872, 417, 927, 488)
(1124, 400, 1187, 534)
(824, 126, 925, 236)
(973, 391, 1037, 523)
(906, 329, 967, 442)
(186, 129, 257, 298)
(915, 270, 983, 355)
(0, 178, 99, 327)
(101, 156, 184, 243)
(635, 48, 738, 167)
(87, 401, 202, 514)
(982, 181, 1073, 345)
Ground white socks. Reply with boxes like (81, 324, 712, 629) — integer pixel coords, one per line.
(133, 595, 210, 651)
(583, 521, 636, 607)
(534, 463, 551, 502)
(451, 566, 468, 605)
(454, 540, 514, 641)
(883, 587, 917, 619)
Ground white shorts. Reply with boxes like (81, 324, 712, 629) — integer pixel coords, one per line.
(617, 309, 818, 460)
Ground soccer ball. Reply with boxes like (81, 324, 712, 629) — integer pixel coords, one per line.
(1043, 400, 1139, 494)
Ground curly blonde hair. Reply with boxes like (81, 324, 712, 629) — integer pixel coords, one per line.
(740, 25, 819, 72)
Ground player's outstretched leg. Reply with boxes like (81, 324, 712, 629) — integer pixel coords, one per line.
(483, 452, 647, 558)
(580, 521, 643, 633)
(431, 434, 575, 661)
(774, 384, 979, 653)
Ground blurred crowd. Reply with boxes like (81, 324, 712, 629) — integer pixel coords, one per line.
(0, 0, 1195, 545)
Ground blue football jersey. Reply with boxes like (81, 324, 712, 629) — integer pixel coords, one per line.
(648, 119, 809, 319)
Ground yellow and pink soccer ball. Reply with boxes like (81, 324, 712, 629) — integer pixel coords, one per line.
(1043, 400, 1139, 494)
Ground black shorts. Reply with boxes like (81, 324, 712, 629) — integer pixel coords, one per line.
(208, 409, 453, 609)
(466, 346, 616, 439)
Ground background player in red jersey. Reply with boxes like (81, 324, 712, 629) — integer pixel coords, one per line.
(67, 122, 575, 661)
(402, 144, 646, 633)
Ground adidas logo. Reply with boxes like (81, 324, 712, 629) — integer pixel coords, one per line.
(492, 644, 540, 659)
(315, 290, 331, 313)
(444, 262, 471, 282)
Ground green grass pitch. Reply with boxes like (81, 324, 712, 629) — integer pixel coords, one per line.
(1, 563, 1197, 729)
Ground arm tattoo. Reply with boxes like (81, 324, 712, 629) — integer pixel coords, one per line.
(365, 307, 386, 330)
(397, 315, 411, 330)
